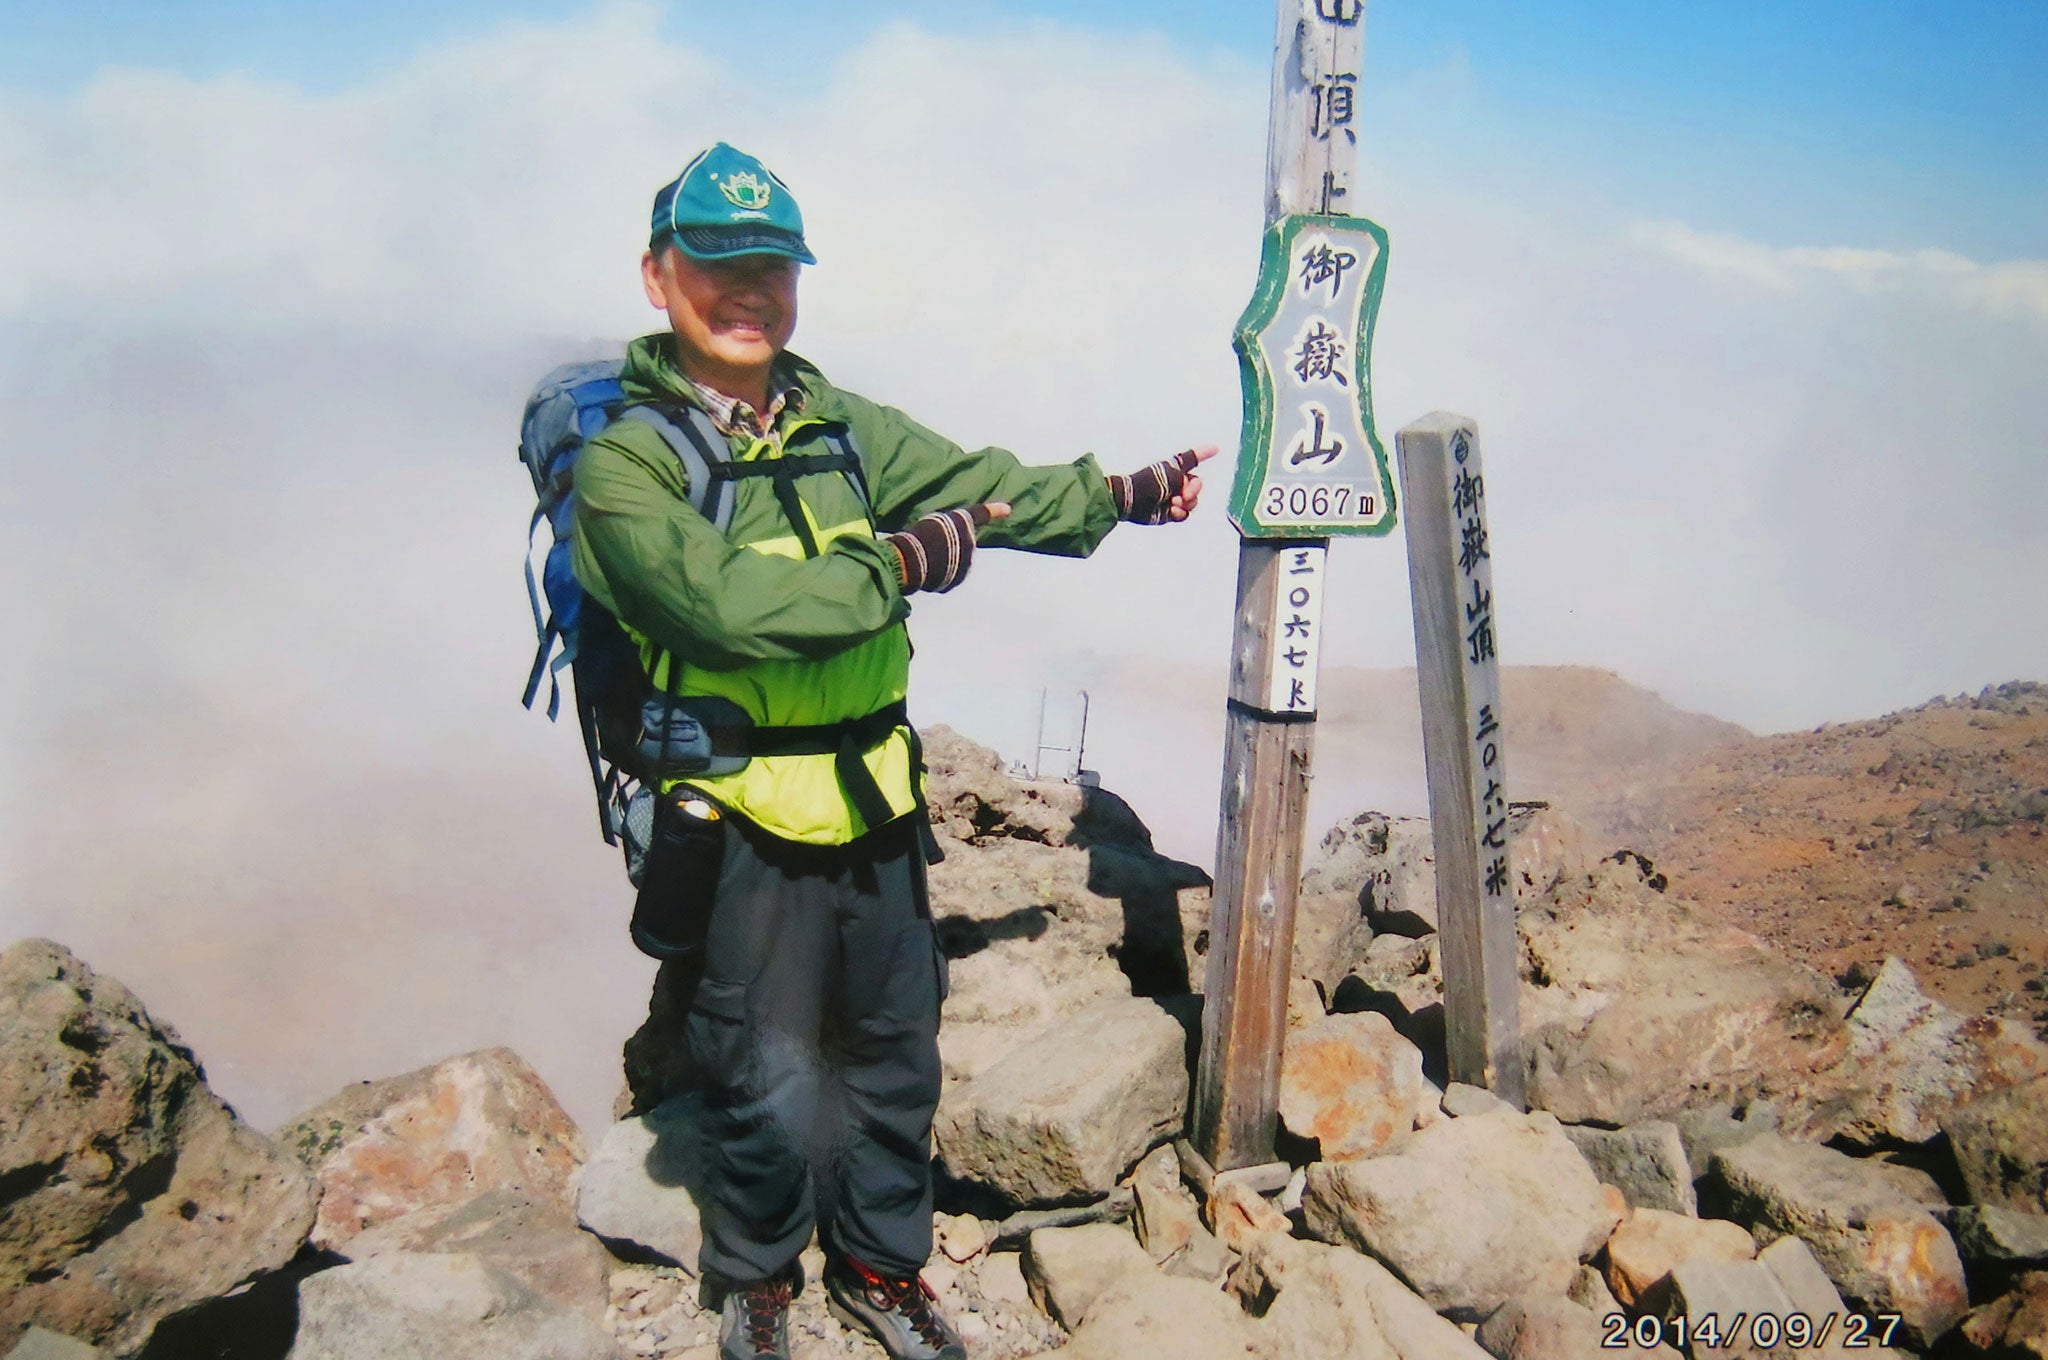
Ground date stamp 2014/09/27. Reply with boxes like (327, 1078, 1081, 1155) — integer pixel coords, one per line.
(1602, 1312, 1904, 1351)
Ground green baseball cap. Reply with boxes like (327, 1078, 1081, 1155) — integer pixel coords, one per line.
(650, 143, 816, 264)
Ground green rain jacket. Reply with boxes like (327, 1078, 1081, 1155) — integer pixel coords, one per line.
(570, 333, 1121, 844)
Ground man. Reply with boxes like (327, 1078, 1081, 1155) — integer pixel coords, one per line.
(570, 143, 1212, 1360)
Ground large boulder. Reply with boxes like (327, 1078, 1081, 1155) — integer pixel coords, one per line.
(1943, 1075, 2048, 1215)
(574, 1093, 708, 1273)
(1830, 958, 2048, 1147)
(0, 940, 316, 1357)
(275, 1048, 586, 1253)
(1707, 1134, 1968, 1347)
(935, 995, 1188, 1206)
(340, 1188, 608, 1322)
(1516, 856, 1853, 1130)
(1277, 1011, 1425, 1162)
(1301, 812, 1437, 939)
(1302, 1109, 1623, 1321)
(284, 1251, 619, 1360)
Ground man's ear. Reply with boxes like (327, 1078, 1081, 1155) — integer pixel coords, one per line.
(641, 248, 668, 310)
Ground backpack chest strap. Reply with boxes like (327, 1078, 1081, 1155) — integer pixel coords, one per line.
(620, 404, 871, 557)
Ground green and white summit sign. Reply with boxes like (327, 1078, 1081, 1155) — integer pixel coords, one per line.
(1228, 213, 1396, 538)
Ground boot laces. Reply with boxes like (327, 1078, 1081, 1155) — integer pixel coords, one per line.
(736, 1274, 792, 1353)
(847, 1257, 948, 1349)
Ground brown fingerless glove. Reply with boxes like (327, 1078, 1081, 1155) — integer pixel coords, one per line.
(1109, 449, 1202, 524)
(885, 505, 995, 594)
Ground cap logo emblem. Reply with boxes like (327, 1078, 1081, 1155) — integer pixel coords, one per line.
(719, 171, 773, 211)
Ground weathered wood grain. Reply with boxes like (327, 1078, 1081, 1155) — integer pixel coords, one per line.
(1397, 412, 1525, 1106)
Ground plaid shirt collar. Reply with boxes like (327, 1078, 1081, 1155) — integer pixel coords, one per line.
(679, 358, 805, 440)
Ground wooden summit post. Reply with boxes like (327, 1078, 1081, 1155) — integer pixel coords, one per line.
(1396, 414, 1525, 1106)
(1190, 0, 1397, 1174)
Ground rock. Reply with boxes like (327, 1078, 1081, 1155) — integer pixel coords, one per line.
(1944, 1075, 2048, 1215)
(1161, 1224, 1235, 1286)
(1603, 1208, 1756, 1309)
(1352, 935, 1434, 995)
(978, 1250, 1033, 1309)
(1207, 1180, 1291, 1254)
(1051, 1271, 1261, 1360)
(1240, 1235, 1487, 1360)
(1757, 1235, 1873, 1360)
(1020, 1222, 1154, 1329)
(1289, 890, 1375, 1000)
(1344, 814, 1440, 938)
(1708, 1134, 1968, 1346)
(1284, 975, 1325, 1030)
(1864, 1152, 1950, 1209)
(1670, 1105, 1778, 1176)
(1950, 1204, 2048, 1270)
(1832, 959, 2048, 1147)
(277, 1048, 585, 1254)
(0, 940, 317, 1357)
(934, 996, 1187, 1205)
(1128, 1144, 1201, 1264)
(1301, 1109, 1622, 1320)
(1414, 1077, 1449, 1130)
(1659, 1257, 1800, 1358)
(1567, 1264, 1624, 1321)
(922, 725, 1085, 847)
(1278, 1011, 1424, 1162)
(284, 1251, 618, 1360)
(1565, 1122, 1696, 1215)
(1476, 1296, 1627, 1360)
(342, 1188, 608, 1321)
(1519, 887, 1852, 1129)
(1956, 1271, 2048, 1360)
(1443, 1082, 1516, 1118)
(933, 1213, 988, 1264)
(1246, 1240, 1399, 1360)
(3, 1330, 103, 1360)
(1510, 806, 1597, 904)
(574, 1094, 707, 1272)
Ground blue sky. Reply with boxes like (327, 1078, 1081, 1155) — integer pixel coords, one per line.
(6, 0, 2043, 259)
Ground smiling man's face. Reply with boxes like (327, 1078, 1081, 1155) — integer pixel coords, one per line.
(641, 245, 800, 398)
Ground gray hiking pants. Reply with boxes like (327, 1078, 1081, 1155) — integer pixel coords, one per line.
(685, 814, 947, 1283)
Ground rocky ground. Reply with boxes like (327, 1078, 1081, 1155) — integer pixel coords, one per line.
(4, 718, 2047, 1360)
(1598, 681, 2048, 1032)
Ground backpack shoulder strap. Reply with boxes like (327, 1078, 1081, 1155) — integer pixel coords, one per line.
(617, 403, 738, 534)
(823, 427, 873, 524)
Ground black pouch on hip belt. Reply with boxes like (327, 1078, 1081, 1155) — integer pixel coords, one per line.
(630, 791, 727, 962)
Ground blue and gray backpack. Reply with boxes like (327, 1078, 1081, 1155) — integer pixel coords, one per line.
(517, 359, 871, 868)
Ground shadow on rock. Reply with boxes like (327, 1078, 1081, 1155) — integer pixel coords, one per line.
(136, 1248, 341, 1360)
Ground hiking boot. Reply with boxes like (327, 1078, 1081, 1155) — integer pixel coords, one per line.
(719, 1267, 796, 1360)
(824, 1255, 967, 1360)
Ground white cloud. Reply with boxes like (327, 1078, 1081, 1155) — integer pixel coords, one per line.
(1626, 218, 2048, 324)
